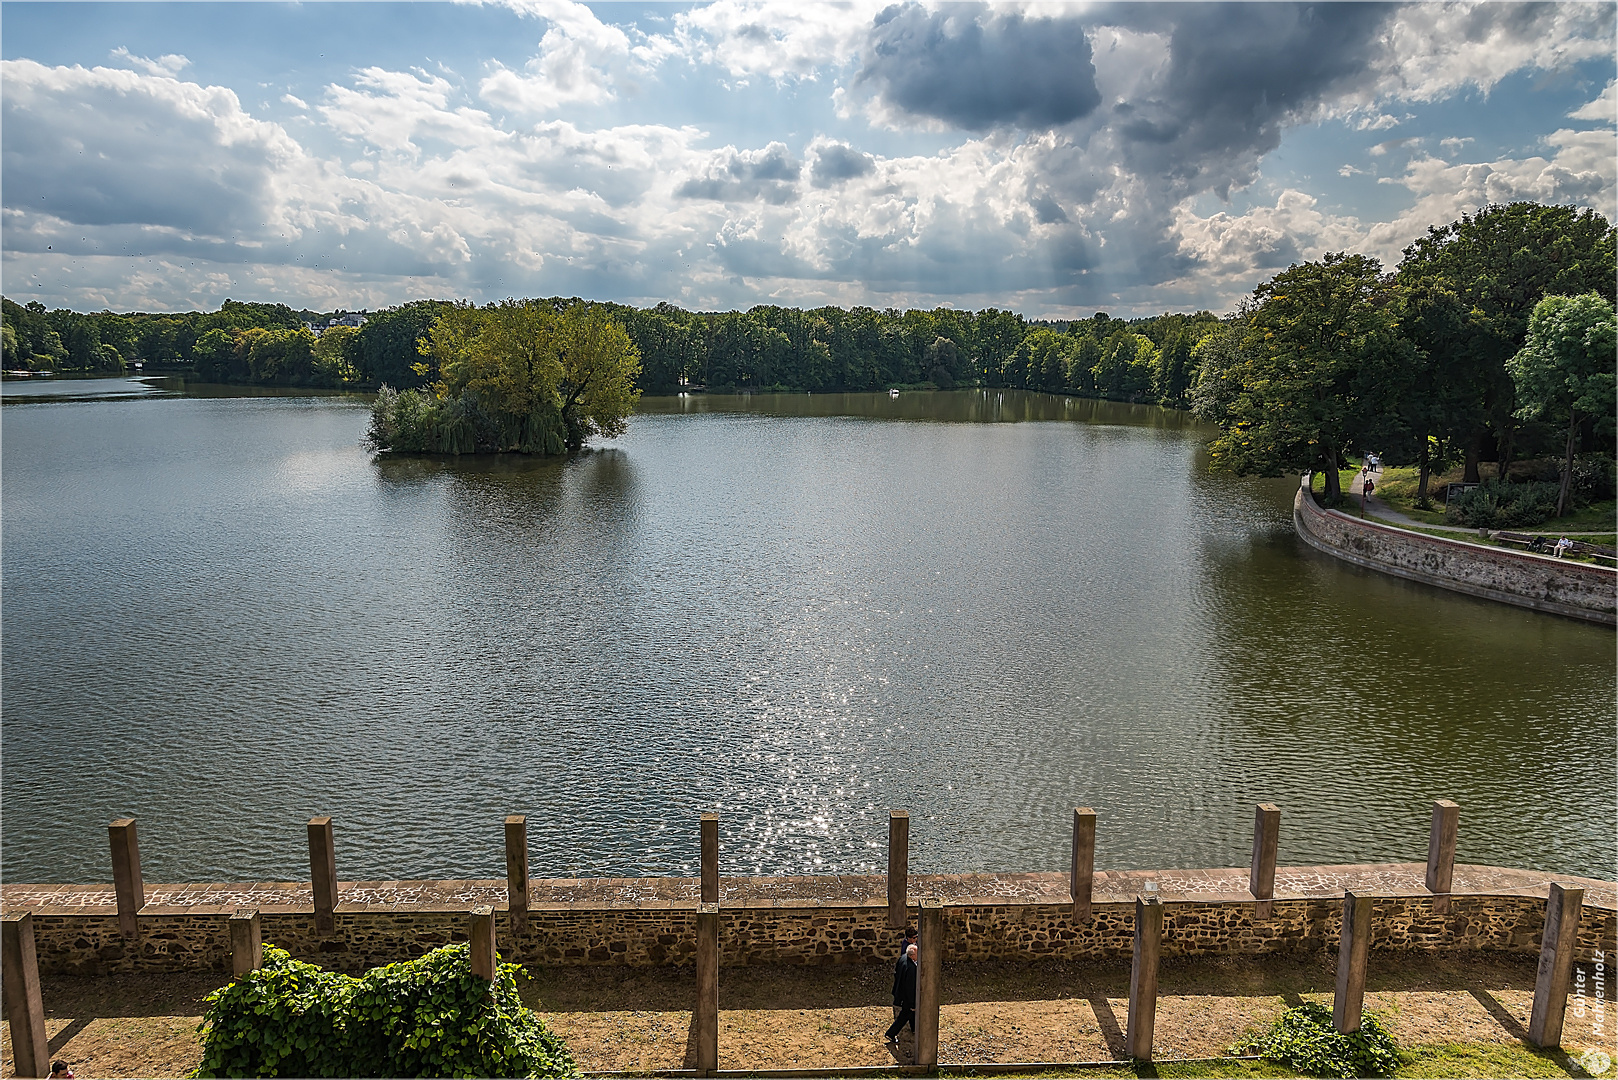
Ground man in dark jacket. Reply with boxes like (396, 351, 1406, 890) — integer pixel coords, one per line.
(884, 943, 918, 1043)
(891, 927, 917, 1019)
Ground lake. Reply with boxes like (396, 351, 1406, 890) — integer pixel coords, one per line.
(3, 378, 1613, 884)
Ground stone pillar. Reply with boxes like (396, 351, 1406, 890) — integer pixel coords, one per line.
(700, 812, 719, 905)
(1126, 896, 1163, 1061)
(916, 898, 943, 1069)
(469, 905, 497, 981)
(1071, 807, 1096, 922)
(229, 909, 262, 977)
(694, 902, 719, 1074)
(2, 911, 48, 1080)
(108, 817, 145, 939)
(505, 815, 529, 937)
(1333, 890, 1372, 1034)
(1249, 803, 1280, 920)
(1425, 800, 1459, 913)
(307, 816, 338, 935)
(887, 810, 909, 929)
(1528, 883, 1585, 1048)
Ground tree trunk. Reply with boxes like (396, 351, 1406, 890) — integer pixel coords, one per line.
(1497, 421, 1516, 485)
(1462, 430, 1482, 484)
(1557, 412, 1578, 519)
(1323, 447, 1341, 504)
(1416, 439, 1431, 507)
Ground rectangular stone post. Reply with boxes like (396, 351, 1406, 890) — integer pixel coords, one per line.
(694, 902, 719, 1075)
(229, 909, 262, 977)
(1071, 807, 1096, 922)
(700, 812, 719, 905)
(1425, 800, 1459, 912)
(1528, 883, 1585, 1048)
(108, 817, 145, 939)
(1126, 896, 1163, 1061)
(307, 816, 337, 935)
(1250, 803, 1280, 919)
(1333, 890, 1372, 1033)
(470, 905, 497, 981)
(505, 815, 529, 937)
(916, 898, 943, 1068)
(2, 912, 48, 1080)
(887, 810, 909, 929)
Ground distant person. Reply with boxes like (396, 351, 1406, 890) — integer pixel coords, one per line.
(885, 943, 918, 1045)
(892, 927, 917, 1019)
(1363, 475, 1375, 497)
(1555, 537, 1574, 558)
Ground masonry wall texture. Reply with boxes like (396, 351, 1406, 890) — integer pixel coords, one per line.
(1293, 488, 1617, 625)
(16, 890, 1616, 977)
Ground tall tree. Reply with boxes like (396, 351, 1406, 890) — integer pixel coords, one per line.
(1210, 253, 1404, 503)
(1397, 202, 1616, 480)
(1507, 292, 1618, 517)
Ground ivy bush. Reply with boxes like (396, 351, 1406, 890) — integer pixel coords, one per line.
(1244, 1001, 1400, 1079)
(193, 943, 575, 1078)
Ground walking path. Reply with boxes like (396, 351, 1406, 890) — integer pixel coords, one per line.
(1344, 466, 1613, 536)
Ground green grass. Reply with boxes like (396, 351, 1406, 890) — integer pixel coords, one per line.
(878, 1044, 1602, 1078)
(1394, 1042, 1595, 1078)
(1363, 516, 1616, 563)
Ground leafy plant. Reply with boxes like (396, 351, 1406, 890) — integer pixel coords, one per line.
(1444, 478, 1561, 528)
(1243, 1001, 1401, 1079)
(193, 943, 575, 1078)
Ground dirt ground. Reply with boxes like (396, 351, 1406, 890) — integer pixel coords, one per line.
(4, 952, 1611, 1077)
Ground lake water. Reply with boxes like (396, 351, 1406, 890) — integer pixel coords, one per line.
(3, 379, 1613, 884)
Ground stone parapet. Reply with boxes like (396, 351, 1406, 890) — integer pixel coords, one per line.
(3, 863, 1612, 976)
(1293, 487, 1617, 625)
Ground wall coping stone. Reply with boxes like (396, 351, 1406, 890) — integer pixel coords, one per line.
(4, 863, 1611, 918)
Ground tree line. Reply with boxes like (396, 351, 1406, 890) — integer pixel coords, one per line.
(4, 200, 1611, 476)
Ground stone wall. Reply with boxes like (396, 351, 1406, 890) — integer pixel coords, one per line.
(22, 892, 1617, 977)
(1293, 487, 1616, 625)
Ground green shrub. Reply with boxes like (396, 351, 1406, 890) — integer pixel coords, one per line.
(1244, 1001, 1400, 1079)
(367, 385, 567, 456)
(193, 943, 575, 1078)
(1445, 479, 1561, 528)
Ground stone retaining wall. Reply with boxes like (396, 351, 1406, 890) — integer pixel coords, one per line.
(1293, 487, 1616, 625)
(20, 891, 1617, 977)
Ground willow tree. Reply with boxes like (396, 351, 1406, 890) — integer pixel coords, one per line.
(370, 300, 640, 455)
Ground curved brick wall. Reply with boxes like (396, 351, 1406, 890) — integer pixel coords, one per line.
(1293, 488, 1617, 626)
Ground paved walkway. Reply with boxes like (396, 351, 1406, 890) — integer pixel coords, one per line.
(3, 863, 1612, 915)
(1344, 466, 1612, 536)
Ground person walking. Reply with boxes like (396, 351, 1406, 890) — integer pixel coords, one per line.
(885, 943, 918, 1045)
(891, 927, 917, 1020)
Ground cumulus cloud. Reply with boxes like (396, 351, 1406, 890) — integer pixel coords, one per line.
(677, 142, 800, 204)
(1, 59, 302, 239)
(479, 1, 637, 114)
(671, 0, 881, 82)
(1570, 79, 1617, 123)
(808, 141, 874, 188)
(857, 4, 1101, 131)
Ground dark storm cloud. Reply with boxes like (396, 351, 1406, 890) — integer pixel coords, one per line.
(809, 143, 875, 188)
(1100, 3, 1398, 196)
(676, 142, 800, 204)
(859, 3, 1102, 131)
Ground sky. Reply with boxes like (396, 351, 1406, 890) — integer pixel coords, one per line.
(2, 1, 1614, 319)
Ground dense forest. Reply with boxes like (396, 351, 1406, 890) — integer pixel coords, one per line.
(5, 201, 1614, 494)
(1, 294, 1214, 406)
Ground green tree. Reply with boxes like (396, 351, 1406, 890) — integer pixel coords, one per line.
(312, 325, 361, 386)
(1210, 253, 1403, 504)
(1397, 202, 1616, 480)
(1507, 292, 1617, 517)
